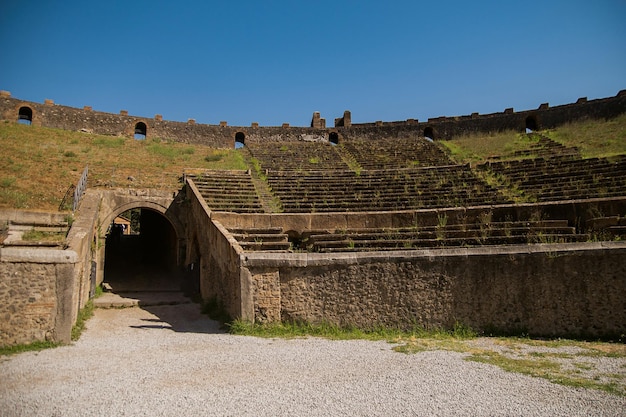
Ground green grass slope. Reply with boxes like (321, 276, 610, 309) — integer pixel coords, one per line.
(0, 121, 247, 211)
(441, 114, 626, 164)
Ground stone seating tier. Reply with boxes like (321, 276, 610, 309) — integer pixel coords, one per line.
(585, 215, 626, 240)
(340, 137, 455, 169)
(267, 165, 510, 212)
(227, 227, 291, 252)
(509, 134, 581, 159)
(246, 142, 349, 171)
(302, 220, 588, 252)
(187, 171, 264, 213)
(479, 155, 626, 202)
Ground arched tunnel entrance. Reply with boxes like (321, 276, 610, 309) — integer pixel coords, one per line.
(103, 208, 181, 292)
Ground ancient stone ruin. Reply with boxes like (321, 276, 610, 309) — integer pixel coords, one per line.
(1, 90, 625, 347)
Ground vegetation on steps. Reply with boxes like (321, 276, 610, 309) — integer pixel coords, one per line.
(440, 113, 626, 165)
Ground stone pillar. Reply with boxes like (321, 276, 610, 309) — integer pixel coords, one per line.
(342, 110, 351, 127)
(311, 111, 322, 128)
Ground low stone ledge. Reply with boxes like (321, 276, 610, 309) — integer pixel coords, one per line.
(0, 209, 69, 225)
(0, 247, 78, 263)
(240, 241, 626, 268)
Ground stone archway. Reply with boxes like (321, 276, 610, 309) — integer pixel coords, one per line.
(134, 122, 147, 140)
(18, 106, 33, 125)
(525, 115, 539, 132)
(424, 126, 435, 141)
(97, 190, 186, 293)
(235, 132, 245, 149)
(103, 206, 180, 292)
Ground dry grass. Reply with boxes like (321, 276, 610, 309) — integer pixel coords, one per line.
(441, 114, 626, 164)
(0, 122, 247, 210)
(440, 130, 534, 164)
(394, 336, 626, 396)
(546, 113, 626, 158)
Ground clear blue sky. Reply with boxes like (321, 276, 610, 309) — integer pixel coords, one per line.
(1, 1, 624, 127)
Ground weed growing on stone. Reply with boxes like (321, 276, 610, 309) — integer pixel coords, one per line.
(71, 300, 95, 341)
(228, 319, 477, 344)
(0, 340, 61, 357)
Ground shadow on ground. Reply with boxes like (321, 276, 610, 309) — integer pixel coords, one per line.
(96, 234, 220, 334)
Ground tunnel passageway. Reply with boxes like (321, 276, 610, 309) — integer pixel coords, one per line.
(103, 208, 181, 292)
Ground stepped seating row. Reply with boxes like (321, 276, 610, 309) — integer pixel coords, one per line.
(267, 165, 511, 213)
(1, 223, 68, 248)
(227, 227, 291, 252)
(303, 220, 588, 252)
(585, 216, 626, 240)
(510, 134, 580, 159)
(246, 141, 349, 171)
(479, 155, 626, 202)
(187, 170, 264, 213)
(341, 137, 454, 169)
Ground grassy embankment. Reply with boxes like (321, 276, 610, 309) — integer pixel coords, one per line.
(440, 113, 626, 165)
(0, 121, 248, 211)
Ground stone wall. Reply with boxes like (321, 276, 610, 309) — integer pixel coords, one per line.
(0, 95, 328, 147)
(212, 197, 626, 238)
(0, 248, 77, 346)
(2, 90, 624, 145)
(0, 194, 100, 347)
(241, 242, 626, 339)
(213, 198, 626, 339)
(185, 179, 251, 320)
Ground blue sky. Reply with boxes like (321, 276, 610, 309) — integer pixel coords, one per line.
(1, 1, 624, 127)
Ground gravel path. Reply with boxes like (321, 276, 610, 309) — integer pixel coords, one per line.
(1, 302, 625, 417)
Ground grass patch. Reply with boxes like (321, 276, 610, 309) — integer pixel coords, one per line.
(441, 114, 626, 164)
(22, 229, 66, 242)
(71, 300, 95, 341)
(204, 150, 223, 162)
(440, 130, 530, 164)
(0, 123, 249, 210)
(545, 113, 626, 158)
(227, 319, 625, 396)
(228, 319, 477, 344)
(0, 340, 61, 357)
(468, 350, 625, 396)
(0, 176, 16, 188)
(465, 337, 626, 396)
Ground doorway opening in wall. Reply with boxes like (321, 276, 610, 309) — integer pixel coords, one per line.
(525, 116, 539, 133)
(134, 122, 147, 140)
(235, 132, 245, 149)
(18, 106, 33, 125)
(103, 208, 180, 293)
(424, 127, 435, 141)
(329, 132, 339, 145)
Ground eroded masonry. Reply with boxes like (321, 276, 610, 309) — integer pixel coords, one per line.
(1, 90, 625, 347)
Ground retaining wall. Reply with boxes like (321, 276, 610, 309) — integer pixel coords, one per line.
(0, 248, 77, 346)
(0, 194, 100, 347)
(212, 197, 626, 237)
(185, 180, 252, 320)
(241, 243, 626, 338)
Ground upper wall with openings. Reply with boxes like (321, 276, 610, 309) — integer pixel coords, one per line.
(1, 90, 625, 147)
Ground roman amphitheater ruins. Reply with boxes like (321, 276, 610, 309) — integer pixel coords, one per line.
(1, 90, 625, 347)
